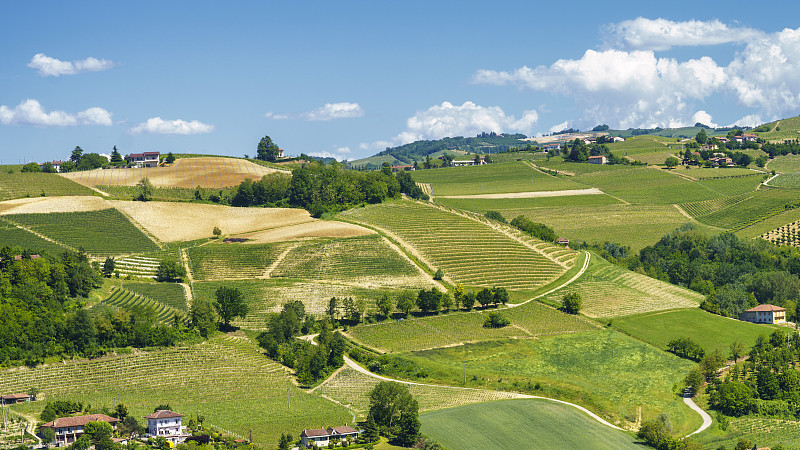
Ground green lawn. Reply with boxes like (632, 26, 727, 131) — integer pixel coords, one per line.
(612, 308, 782, 356)
(0, 172, 96, 201)
(384, 331, 698, 434)
(421, 399, 639, 450)
(411, 161, 585, 196)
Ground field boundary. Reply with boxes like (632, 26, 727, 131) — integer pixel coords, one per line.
(0, 217, 74, 252)
(437, 188, 604, 199)
(506, 251, 590, 309)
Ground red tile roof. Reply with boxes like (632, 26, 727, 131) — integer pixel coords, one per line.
(42, 414, 120, 428)
(329, 426, 358, 434)
(145, 410, 184, 419)
(0, 394, 30, 401)
(746, 304, 786, 312)
(301, 428, 328, 438)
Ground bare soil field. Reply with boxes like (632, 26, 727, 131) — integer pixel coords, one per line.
(110, 201, 312, 242)
(0, 196, 109, 215)
(438, 188, 604, 199)
(61, 157, 287, 189)
(237, 220, 374, 243)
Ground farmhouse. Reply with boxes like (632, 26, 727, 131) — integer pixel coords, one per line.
(742, 133, 758, 142)
(710, 157, 735, 166)
(40, 414, 120, 445)
(145, 410, 188, 445)
(38, 161, 64, 172)
(739, 304, 786, 324)
(300, 426, 360, 448)
(588, 155, 607, 165)
(557, 237, 570, 246)
(0, 394, 30, 404)
(451, 157, 485, 166)
(543, 143, 561, 152)
(126, 152, 160, 168)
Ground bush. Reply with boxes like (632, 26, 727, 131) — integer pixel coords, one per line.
(561, 292, 582, 314)
(485, 211, 507, 223)
(483, 312, 510, 328)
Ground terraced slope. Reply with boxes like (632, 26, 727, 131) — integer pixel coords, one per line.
(338, 201, 569, 291)
(122, 282, 188, 311)
(100, 287, 187, 323)
(188, 242, 290, 280)
(113, 256, 160, 279)
(0, 337, 350, 446)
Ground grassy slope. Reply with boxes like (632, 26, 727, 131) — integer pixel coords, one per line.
(0, 336, 350, 446)
(754, 115, 800, 141)
(0, 219, 70, 254)
(388, 332, 698, 434)
(421, 399, 638, 450)
(411, 161, 585, 196)
(612, 308, 783, 356)
(0, 172, 96, 201)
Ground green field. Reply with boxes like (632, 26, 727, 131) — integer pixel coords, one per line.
(768, 172, 800, 188)
(188, 241, 290, 280)
(0, 219, 70, 254)
(736, 206, 800, 239)
(421, 399, 639, 450)
(612, 308, 782, 356)
(347, 301, 597, 353)
(411, 161, 585, 196)
(435, 193, 623, 212)
(384, 331, 698, 434)
(99, 287, 187, 324)
(766, 153, 800, 173)
(539, 256, 703, 318)
(338, 201, 570, 290)
(4, 208, 160, 256)
(675, 167, 763, 179)
(694, 415, 800, 450)
(686, 188, 800, 230)
(0, 336, 350, 446)
(754, 116, 800, 142)
(122, 281, 188, 311)
(0, 172, 96, 201)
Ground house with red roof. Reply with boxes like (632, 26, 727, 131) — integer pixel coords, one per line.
(126, 151, 160, 168)
(40, 414, 120, 445)
(739, 304, 786, 324)
(0, 393, 30, 404)
(300, 425, 360, 447)
(145, 410, 189, 445)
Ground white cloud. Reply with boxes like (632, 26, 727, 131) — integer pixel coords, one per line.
(0, 99, 112, 126)
(335, 146, 351, 154)
(605, 18, 762, 51)
(266, 102, 364, 121)
(548, 121, 570, 133)
(128, 117, 215, 135)
(27, 53, 115, 77)
(691, 111, 717, 128)
(729, 114, 764, 128)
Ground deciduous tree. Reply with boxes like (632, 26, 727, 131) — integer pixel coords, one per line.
(213, 286, 248, 327)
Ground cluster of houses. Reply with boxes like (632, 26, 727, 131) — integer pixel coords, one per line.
(34, 407, 360, 448)
(38, 152, 162, 172)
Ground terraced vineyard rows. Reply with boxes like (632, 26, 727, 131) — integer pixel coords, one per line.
(122, 281, 188, 311)
(187, 242, 289, 280)
(317, 365, 522, 416)
(114, 256, 160, 278)
(0, 337, 350, 446)
(5, 208, 159, 256)
(338, 201, 568, 290)
(100, 287, 187, 323)
(679, 192, 754, 218)
(540, 258, 703, 318)
(696, 189, 800, 230)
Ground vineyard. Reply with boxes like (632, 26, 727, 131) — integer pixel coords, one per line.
(0, 172, 95, 201)
(761, 219, 800, 246)
(99, 287, 187, 324)
(540, 257, 703, 318)
(0, 336, 350, 446)
(679, 192, 754, 218)
(3, 208, 160, 257)
(347, 301, 596, 353)
(338, 201, 568, 291)
(0, 219, 69, 254)
(113, 256, 160, 279)
(768, 172, 800, 189)
(122, 281, 188, 311)
(97, 185, 203, 201)
(696, 416, 800, 450)
(767, 153, 800, 173)
(188, 242, 290, 280)
(690, 189, 800, 230)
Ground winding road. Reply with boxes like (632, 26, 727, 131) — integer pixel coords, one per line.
(506, 251, 591, 309)
(683, 390, 713, 437)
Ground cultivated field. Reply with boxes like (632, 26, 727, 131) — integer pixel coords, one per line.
(540, 256, 703, 318)
(683, 188, 800, 230)
(754, 116, 800, 142)
(61, 157, 286, 189)
(0, 336, 350, 446)
(0, 219, 71, 255)
(0, 196, 108, 215)
(99, 287, 187, 324)
(421, 399, 639, 450)
(612, 308, 782, 356)
(3, 208, 160, 257)
(237, 221, 373, 243)
(121, 281, 189, 311)
(767, 153, 800, 173)
(0, 172, 96, 201)
(695, 416, 800, 450)
(188, 242, 290, 280)
(339, 201, 570, 290)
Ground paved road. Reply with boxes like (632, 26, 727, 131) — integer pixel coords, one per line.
(683, 390, 712, 436)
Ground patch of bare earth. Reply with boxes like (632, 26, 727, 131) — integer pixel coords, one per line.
(237, 221, 374, 243)
(110, 201, 312, 242)
(60, 157, 288, 189)
(0, 196, 109, 215)
(438, 188, 604, 199)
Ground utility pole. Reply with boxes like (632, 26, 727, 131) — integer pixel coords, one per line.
(287, 388, 290, 412)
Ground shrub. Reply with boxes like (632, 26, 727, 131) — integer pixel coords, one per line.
(483, 312, 510, 328)
(561, 292, 582, 314)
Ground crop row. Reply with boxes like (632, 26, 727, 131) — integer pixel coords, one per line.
(187, 242, 289, 280)
(122, 281, 188, 311)
(679, 192, 754, 218)
(0, 219, 69, 255)
(114, 256, 160, 278)
(5, 208, 160, 256)
(102, 288, 187, 323)
(0, 173, 95, 201)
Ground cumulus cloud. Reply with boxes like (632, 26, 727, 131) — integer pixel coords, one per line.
(360, 101, 538, 150)
(0, 99, 112, 126)
(127, 117, 215, 135)
(28, 53, 115, 77)
(605, 18, 762, 51)
(729, 114, 763, 128)
(473, 21, 800, 129)
(548, 121, 570, 133)
(266, 102, 364, 121)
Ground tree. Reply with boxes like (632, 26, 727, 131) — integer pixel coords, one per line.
(395, 404, 421, 447)
(696, 129, 708, 145)
(41, 162, 57, 173)
(212, 226, 222, 238)
(40, 427, 55, 444)
(190, 299, 217, 337)
(76, 153, 108, 170)
(376, 293, 393, 318)
(156, 259, 186, 282)
(113, 403, 128, 419)
(165, 152, 176, 164)
(368, 381, 416, 428)
(462, 290, 476, 311)
(83, 421, 114, 450)
(709, 381, 756, 416)
(665, 156, 680, 169)
(213, 286, 248, 327)
(278, 433, 292, 450)
(102, 257, 115, 277)
(561, 292, 582, 314)
(730, 339, 745, 363)
(136, 177, 154, 201)
(476, 288, 493, 308)
(110, 146, 123, 163)
(396, 290, 416, 316)
(484, 312, 510, 328)
(416, 288, 442, 313)
(71, 146, 83, 164)
(21, 162, 41, 172)
(432, 268, 443, 280)
(119, 416, 141, 436)
(60, 160, 75, 172)
(361, 413, 380, 443)
(257, 135, 281, 161)
(27, 387, 40, 401)
(492, 287, 509, 305)
(684, 368, 704, 396)
(327, 296, 339, 321)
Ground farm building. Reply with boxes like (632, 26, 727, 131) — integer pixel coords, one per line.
(742, 133, 758, 141)
(451, 157, 485, 166)
(145, 410, 189, 445)
(557, 237, 570, 246)
(300, 426, 360, 448)
(588, 155, 607, 165)
(739, 304, 786, 324)
(40, 414, 120, 445)
(0, 393, 30, 404)
(126, 151, 160, 168)
(38, 161, 64, 172)
(543, 143, 561, 152)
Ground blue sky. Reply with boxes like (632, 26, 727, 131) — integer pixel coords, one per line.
(2, 1, 800, 163)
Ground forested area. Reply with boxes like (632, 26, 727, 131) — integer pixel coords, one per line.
(596, 225, 800, 320)
(0, 247, 195, 367)
(371, 133, 528, 165)
(761, 140, 800, 158)
(230, 161, 427, 216)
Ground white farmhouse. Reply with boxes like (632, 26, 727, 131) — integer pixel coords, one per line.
(145, 410, 188, 444)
